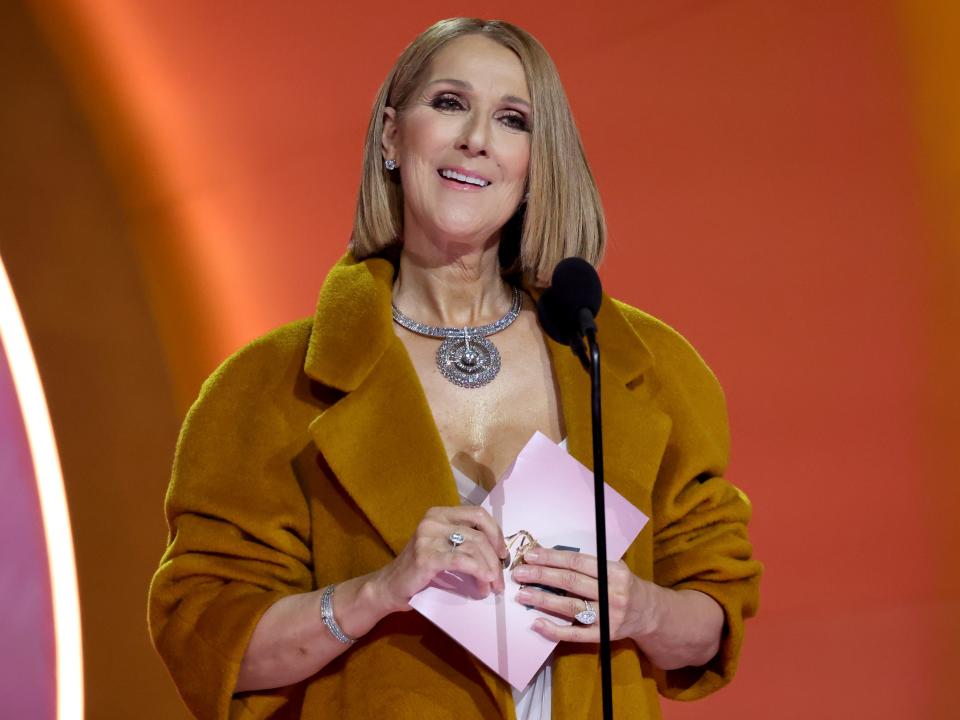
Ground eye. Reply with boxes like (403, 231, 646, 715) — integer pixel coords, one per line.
(430, 92, 466, 112)
(497, 111, 529, 132)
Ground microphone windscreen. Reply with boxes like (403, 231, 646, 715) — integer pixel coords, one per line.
(536, 286, 573, 345)
(536, 257, 603, 345)
(550, 257, 602, 316)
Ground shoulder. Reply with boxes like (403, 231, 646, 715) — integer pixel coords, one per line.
(196, 318, 312, 402)
(608, 297, 729, 450)
(181, 318, 314, 441)
(610, 298, 723, 396)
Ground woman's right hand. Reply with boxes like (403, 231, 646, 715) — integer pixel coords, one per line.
(236, 507, 508, 692)
(371, 506, 509, 615)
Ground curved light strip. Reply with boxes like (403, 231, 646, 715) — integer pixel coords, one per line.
(0, 255, 84, 720)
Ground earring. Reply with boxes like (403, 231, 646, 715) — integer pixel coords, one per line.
(384, 159, 397, 170)
(523, 191, 529, 202)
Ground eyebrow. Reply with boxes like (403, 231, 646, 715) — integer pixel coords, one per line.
(425, 78, 531, 109)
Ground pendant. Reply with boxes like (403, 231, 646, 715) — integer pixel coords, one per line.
(436, 335, 501, 388)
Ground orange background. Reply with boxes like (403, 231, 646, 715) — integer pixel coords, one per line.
(2, 0, 957, 717)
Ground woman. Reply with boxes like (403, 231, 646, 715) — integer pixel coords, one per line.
(148, 17, 761, 720)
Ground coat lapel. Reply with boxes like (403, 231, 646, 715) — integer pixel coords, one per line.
(304, 254, 513, 714)
(305, 254, 458, 556)
(542, 292, 672, 516)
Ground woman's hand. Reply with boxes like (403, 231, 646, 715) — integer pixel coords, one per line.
(236, 507, 506, 693)
(510, 547, 658, 643)
(371, 506, 509, 616)
(510, 547, 725, 669)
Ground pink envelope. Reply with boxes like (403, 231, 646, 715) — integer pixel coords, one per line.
(409, 431, 649, 691)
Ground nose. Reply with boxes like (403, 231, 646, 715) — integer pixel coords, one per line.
(457, 112, 490, 157)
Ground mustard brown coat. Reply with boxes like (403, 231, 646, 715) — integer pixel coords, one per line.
(148, 253, 762, 719)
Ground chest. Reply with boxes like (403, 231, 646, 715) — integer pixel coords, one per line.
(395, 311, 565, 490)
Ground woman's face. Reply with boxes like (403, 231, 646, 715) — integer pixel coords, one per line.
(383, 34, 532, 251)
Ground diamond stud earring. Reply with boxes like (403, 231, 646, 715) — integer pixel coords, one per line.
(384, 159, 397, 170)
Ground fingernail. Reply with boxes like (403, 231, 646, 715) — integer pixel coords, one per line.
(516, 589, 532, 602)
(532, 619, 545, 631)
(524, 549, 540, 561)
(513, 566, 530, 579)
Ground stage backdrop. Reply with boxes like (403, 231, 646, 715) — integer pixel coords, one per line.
(2, 0, 957, 718)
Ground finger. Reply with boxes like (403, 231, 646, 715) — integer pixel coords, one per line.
(445, 526, 504, 591)
(516, 587, 589, 620)
(433, 506, 508, 558)
(512, 564, 598, 599)
(521, 547, 598, 579)
(443, 525, 502, 578)
(429, 543, 494, 595)
(531, 618, 599, 644)
(439, 532, 499, 581)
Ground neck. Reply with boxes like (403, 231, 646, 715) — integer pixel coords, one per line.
(392, 237, 513, 328)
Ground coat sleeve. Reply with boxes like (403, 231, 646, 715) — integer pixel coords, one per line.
(147, 331, 315, 719)
(645, 323, 763, 701)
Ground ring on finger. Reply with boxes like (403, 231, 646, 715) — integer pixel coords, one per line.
(448, 530, 465, 551)
(575, 599, 597, 625)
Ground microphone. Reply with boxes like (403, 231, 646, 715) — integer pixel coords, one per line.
(536, 256, 615, 720)
(536, 257, 602, 364)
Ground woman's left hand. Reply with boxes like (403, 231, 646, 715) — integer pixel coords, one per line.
(511, 547, 659, 643)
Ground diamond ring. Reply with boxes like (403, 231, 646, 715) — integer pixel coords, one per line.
(575, 599, 597, 625)
(448, 530, 465, 551)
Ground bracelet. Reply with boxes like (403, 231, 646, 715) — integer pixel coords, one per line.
(320, 584, 355, 645)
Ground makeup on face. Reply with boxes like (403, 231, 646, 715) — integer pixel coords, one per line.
(385, 34, 531, 245)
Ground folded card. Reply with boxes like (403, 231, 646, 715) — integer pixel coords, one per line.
(409, 431, 649, 690)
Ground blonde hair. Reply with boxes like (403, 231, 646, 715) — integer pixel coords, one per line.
(349, 18, 605, 285)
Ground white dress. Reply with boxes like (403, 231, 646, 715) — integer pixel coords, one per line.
(450, 439, 568, 720)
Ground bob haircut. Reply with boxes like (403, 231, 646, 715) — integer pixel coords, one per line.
(349, 17, 606, 286)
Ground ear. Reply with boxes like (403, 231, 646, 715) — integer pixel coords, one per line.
(381, 106, 399, 164)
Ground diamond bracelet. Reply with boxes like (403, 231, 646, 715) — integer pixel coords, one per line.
(320, 584, 355, 645)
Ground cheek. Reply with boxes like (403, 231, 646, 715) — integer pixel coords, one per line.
(400, 114, 454, 160)
(403, 158, 438, 197)
(503, 140, 531, 185)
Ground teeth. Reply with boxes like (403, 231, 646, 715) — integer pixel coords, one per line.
(440, 169, 489, 187)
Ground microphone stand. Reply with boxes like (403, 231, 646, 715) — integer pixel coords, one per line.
(574, 312, 613, 720)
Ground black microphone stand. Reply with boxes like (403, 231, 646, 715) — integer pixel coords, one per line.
(574, 310, 613, 720)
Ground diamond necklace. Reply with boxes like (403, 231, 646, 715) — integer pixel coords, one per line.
(391, 287, 523, 388)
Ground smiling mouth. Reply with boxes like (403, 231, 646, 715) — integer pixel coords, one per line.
(438, 168, 491, 188)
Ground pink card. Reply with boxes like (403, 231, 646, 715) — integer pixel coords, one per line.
(409, 432, 648, 691)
